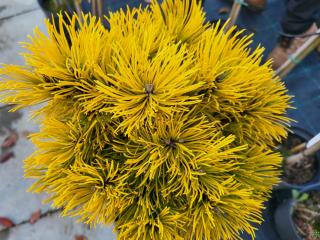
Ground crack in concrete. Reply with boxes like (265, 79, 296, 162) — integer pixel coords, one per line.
(0, 6, 7, 14)
(0, 7, 41, 51)
(0, 7, 40, 23)
(0, 208, 62, 234)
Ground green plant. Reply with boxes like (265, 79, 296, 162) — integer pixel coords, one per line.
(0, 0, 292, 239)
(312, 216, 320, 236)
(292, 190, 320, 239)
(292, 189, 309, 202)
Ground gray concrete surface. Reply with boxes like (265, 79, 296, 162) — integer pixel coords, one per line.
(4, 212, 116, 240)
(0, 1, 116, 239)
(0, 105, 50, 226)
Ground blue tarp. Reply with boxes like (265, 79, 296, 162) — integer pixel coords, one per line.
(204, 0, 320, 137)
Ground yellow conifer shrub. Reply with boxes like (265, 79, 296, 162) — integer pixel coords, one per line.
(0, 0, 292, 239)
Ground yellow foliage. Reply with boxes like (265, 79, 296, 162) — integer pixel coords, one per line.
(0, 0, 292, 239)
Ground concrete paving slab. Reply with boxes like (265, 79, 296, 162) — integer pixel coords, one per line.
(0, 1, 46, 105)
(0, 3, 118, 239)
(0, 0, 53, 227)
(4, 212, 116, 240)
(0, 105, 52, 227)
(0, 8, 46, 66)
(0, 0, 39, 19)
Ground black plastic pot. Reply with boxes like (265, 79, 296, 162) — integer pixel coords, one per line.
(37, 0, 77, 45)
(37, 0, 51, 17)
(274, 183, 320, 240)
(275, 127, 320, 190)
(274, 199, 297, 240)
(37, 0, 73, 18)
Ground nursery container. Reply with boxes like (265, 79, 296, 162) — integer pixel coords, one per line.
(274, 183, 320, 240)
(37, 0, 52, 17)
(276, 126, 320, 190)
(37, 0, 73, 18)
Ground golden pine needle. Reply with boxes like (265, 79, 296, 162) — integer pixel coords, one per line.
(0, 1, 292, 239)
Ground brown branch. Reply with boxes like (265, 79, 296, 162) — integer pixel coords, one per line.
(91, 0, 97, 16)
(225, 2, 242, 32)
(296, 207, 320, 217)
(286, 138, 320, 165)
(290, 142, 306, 154)
(73, 0, 83, 22)
(276, 29, 320, 78)
(97, 0, 103, 19)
